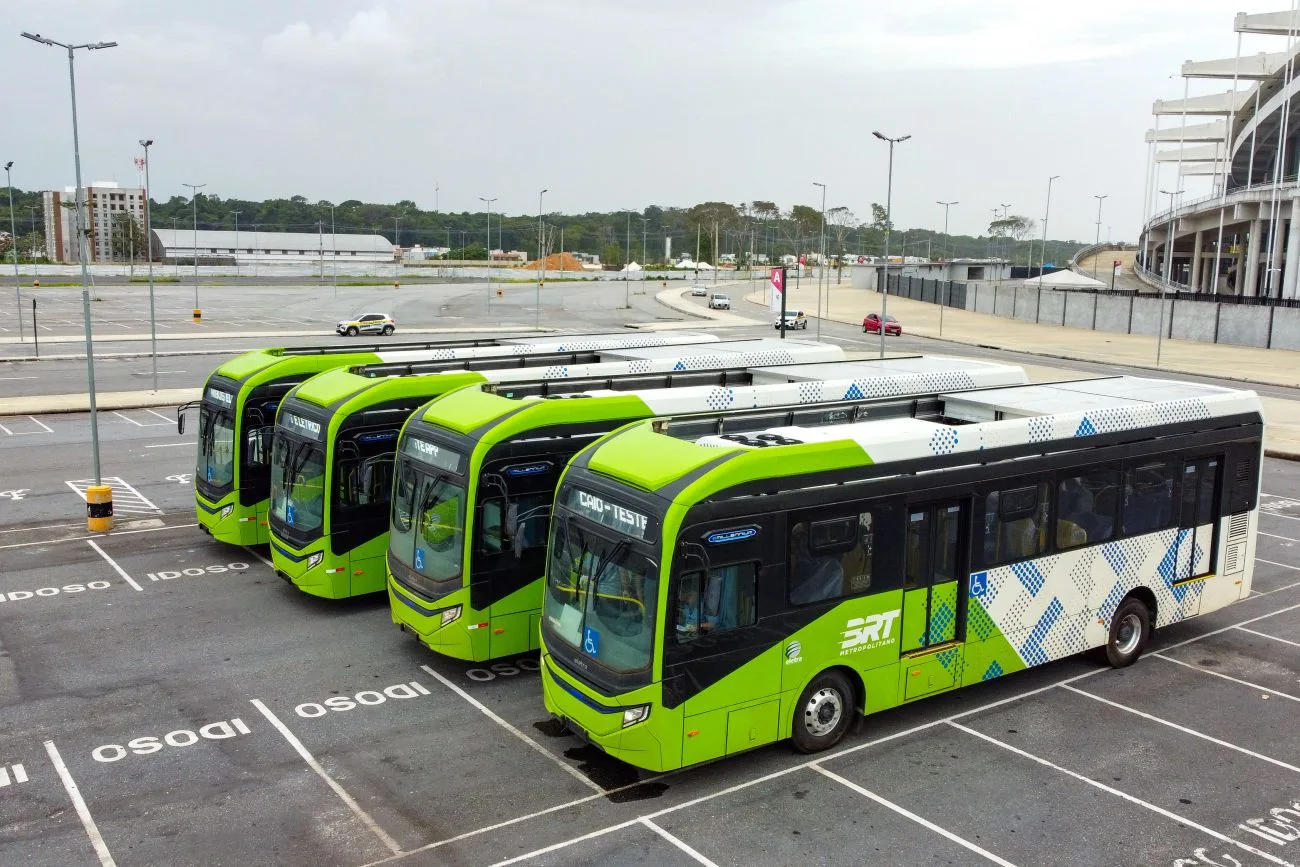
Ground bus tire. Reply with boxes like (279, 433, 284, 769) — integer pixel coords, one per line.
(1104, 597, 1151, 668)
(791, 670, 854, 754)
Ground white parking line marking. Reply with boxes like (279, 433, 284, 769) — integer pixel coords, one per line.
(145, 442, 192, 448)
(813, 764, 1017, 865)
(86, 539, 144, 592)
(0, 375, 37, 380)
(1153, 653, 1300, 702)
(249, 698, 402, 855)
(1259, 531, 1300, 543)
(66, 477, 161, 516)
(1161, 600, 1300, 653)
(1062, 684, 1300, 773)
(488, 818, 641, 867)
(641, 818, 719, 866)
(244, 546, 275, 571)
(1262, 511, 1300, 523)
(46, 740, 117, 867)
(144, 409, 173, 423)
(1258, 557, 1300, 571)
(418, 664, 602, 794)
(1235, 625, 1300, 649)
(111, 410, 169, 428)
(949, 722, 1297, 867)
(0, 522, 199, 552)
(28, 416, 52, 433)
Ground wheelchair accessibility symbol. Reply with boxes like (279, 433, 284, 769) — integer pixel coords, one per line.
(970, 572, 988, 598)
(582, 626, 601, 658)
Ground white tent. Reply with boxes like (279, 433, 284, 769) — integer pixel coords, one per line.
(1022, 269, 1108, 290)
(674, 258, 714, 270)
(620, 261, 643, 272)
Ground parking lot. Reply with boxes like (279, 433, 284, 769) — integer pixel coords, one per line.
(1, 382, 1299, 865)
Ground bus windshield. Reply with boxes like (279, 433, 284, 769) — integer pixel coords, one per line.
(543, 514, 658, 676)
(269, 434, 327, 538)
(389, 455, 466, 597)
(196, 405, 236, 491)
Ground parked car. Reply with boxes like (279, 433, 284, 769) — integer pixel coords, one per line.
(774, 310, 808, 330)
(863, 312, 901, 335)
(337, 313, 396, 336)
(690, 285, 709, 297)
(708, 293, 731, 310)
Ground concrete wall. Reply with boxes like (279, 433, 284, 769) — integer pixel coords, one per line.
(1093, 296, 1132, 333)
(1039, 289, 1066, 325)
(1128, 297, 1171, 337)
(1216, 305, 1272, 348)
(1270, 307, 1300, 350)
(1064, 293, 1095, 329)
(1171, 302, 1218, 343)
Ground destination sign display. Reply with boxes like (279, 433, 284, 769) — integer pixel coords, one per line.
(566, 488, 650, 539)
(402, 436, 463, 473)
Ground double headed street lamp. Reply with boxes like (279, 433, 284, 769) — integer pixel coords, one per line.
(22, 31, 117, 488)
(872, 130, 910, 359)
(182, 182, 206, 310)
(1092, 194, 1108, 279)
(478, 196, 496, 309)
(813, 181, 826, 341)
(139, 139, 158, 391)
(936, 200, 958, 336)
(4, 160, 21, 342)
(537, 188, 547, 329)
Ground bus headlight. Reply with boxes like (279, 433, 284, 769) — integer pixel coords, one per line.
(306, 552, 323, 570)
(440, 605, 462, 626)
(622, 705, 650, 728)
(219, 505, 234, 520)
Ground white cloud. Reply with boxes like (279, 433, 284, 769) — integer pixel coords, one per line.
(262, 6, 412, 68)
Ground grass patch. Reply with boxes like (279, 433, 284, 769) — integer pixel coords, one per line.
(129, 275, 181, 283)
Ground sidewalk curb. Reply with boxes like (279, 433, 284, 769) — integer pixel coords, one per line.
(654, 284, 762, 328)
(0, 388, 200, 416)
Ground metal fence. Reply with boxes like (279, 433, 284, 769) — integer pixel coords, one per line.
(886, 274, 968, 308)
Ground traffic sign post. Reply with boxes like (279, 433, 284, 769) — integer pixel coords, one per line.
(1111, 259, 1120, 292)
(771, 266, 788, 339)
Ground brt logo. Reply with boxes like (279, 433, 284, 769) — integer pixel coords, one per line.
(839, 610, 901, 654)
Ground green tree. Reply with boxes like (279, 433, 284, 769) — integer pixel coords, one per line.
(601, 242, 623, 268)
(109, 214, 150, 262)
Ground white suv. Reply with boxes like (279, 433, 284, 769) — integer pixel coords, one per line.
(708, 293, 731, 310)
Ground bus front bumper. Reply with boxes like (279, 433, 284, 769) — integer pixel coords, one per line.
(195, 492, 264, 546)
(269, 538, 344, 598)
(540, 651, 669, 772)
(388, 577, 484, 660)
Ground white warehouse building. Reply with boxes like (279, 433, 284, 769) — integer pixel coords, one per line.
(149, 228, 396, 265)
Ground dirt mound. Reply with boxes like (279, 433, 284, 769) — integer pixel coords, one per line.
(517, 252, 585, 272)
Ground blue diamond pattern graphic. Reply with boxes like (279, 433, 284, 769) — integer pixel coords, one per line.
(928, 602, 956, 644)
(982, 661, 1004, 681)
(1101, 543, 1127, 576)
(1010, 561, 1045, 597)
(1099, 581, 1125, 622)
(673, 361, 686, 371)
(937, 648, 959, 671)
(1019, 597, 1064, 666)
(1075, 417, 1097, 437)
(843, 383, 865, 400)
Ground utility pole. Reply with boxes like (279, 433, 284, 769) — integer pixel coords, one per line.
(873, 130, 911, 359)
(230, 210, 242, 278)
(4, 162, 22, 342)
(813, 181, 826, 341)
(1092, 194, 1108, 279)
(139, 140, 156, 390)
(182, 182, 206, 311)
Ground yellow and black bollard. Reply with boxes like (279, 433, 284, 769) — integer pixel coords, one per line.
(86, 484, 113, 532)
(192, 308, 202, 323)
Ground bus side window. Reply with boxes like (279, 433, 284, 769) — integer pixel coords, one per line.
(788, 512, 879, 604)
(981, 483, 1049, 566)
(1122, 460, 1176, 536)
(1056, 468, 1119, 549)
(676, 564, 757, 642)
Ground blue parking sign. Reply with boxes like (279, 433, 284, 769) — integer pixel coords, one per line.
(582, 626, 601, 658)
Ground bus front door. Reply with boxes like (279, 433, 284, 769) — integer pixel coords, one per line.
(1177, 457, 1220, 594)
(899, 502, 966, 701)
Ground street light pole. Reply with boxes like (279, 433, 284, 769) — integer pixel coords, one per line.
(139, 139, 157, 391)
(4, 161, 22, 342)
(813, 181, 826, 341)
(873, 130, 911, 359)
(1157, 188, 1182, 367)
(182, 182, 206, 310)
(625, 211, 633, 309)
(22, 32, 117, 486)
(393, 212, 404, 282)
(1092, 194, 1108, 279)
(936, 200, 958, 337)
(1037, 175, 1060, 282)
(478, 196, 496, 309)
(537, 188, 547, 329)
(330, 204, 337, 298)
(230, 209, 242, 279)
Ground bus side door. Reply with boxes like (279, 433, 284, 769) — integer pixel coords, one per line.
(899, 501, 967, 701)
(1178, 456, 1220, 586)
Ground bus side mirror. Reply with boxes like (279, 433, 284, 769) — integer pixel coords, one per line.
(178, 414, 185, 436)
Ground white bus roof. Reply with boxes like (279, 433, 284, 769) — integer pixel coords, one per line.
(693, 376, 1262, 463)
(750, 356, 1026, 390)
(371, 330, 719, 364)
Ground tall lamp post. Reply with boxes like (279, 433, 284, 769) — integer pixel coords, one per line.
(1156, 188, 1182, 367)
(1037, 175, 1060, 282)
(812, 181, 827, 341)
(936, 200, 958, 336)
(139, 140, 158, 391)
(478, 196, 496, 308)
(1092, 194, 1108, 279)
(22, 32, 117, 488)
(872, 131, 911, 359)
(625, 210, 633, 309)
(536, 188, 547, 329)
(230, 209, 242, 279)
(4, 161, 22, 342)
(393, 212, 404, 282)
(182, 182, 206, 310)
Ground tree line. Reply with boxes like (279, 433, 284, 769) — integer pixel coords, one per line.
(4, 187, 1087, 267)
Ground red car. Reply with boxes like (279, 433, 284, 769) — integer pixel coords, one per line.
(863, 313, 902, 335)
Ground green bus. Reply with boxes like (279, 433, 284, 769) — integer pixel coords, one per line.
(189, 332, 718, 545)
(387, 356, 1030, 662)
(270, 339, 846, 598)
(538, 376, 1264, 771)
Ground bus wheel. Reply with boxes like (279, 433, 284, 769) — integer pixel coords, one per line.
(1105, 597, 1151, 668)
(792, 670, 854, 754)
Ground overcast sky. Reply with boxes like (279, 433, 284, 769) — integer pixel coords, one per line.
(2, 0, 1271, 241)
